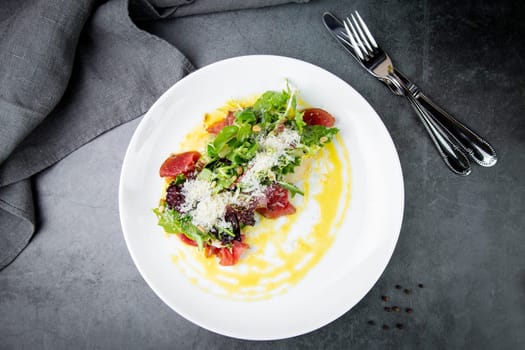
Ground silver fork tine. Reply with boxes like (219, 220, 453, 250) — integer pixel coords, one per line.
(351, 13, 372, 53)
(346, 18, 368, 57)
(343, 20, 363, 59)
(355, 11, 377, 48)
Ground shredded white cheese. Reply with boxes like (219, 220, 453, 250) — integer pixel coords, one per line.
(180, 179, 245, 229)
(240, 127, 299, 193)
(263, 128, 300, 153)
(180, 179, 213, 213)
(190, 193, 231, 230)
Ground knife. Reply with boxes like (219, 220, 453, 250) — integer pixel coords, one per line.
(322, 11, 497, 168)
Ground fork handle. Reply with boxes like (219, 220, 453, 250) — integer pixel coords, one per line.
(406, 92, 472, 175)
(389, 75, 472, 175)
(394, 70, 497, 167)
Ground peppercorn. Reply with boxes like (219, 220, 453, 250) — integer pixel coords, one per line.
(382, 324, 390, 330)
(406, 307, 413, 314)
(395, 284, 402, 289)
(392, 306, 400, 312)
(404, 288, 412, 295)
(396, 323, 404, 330)
(367, 320, 375, 326)
(381, 295, 389, 302)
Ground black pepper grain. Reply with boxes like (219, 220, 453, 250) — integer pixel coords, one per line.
(418, 283, 424, 288)
(381, 295, 389, 302)
(392, 306, 400, 312)
(382, 324, 390, 330)
(367, 320, 376, 326)
(395, 284, 402, 289)
(396, 323, 404, 330)
(404, 288, 412, 295)
(384, 306, 392, 312)
(406, 307, 413, 314)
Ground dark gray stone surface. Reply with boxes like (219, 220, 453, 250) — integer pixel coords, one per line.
(1, 0, 524, 348)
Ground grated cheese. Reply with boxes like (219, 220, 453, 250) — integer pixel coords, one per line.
(263, 128, 300, 153)
(190, 193, 231, 230)
(180, 179, 213, 213)
(240, 127, 299, 193)
(180, 179, 248, 229)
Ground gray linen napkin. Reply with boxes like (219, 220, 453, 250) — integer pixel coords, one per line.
(0, 0, 308, 270)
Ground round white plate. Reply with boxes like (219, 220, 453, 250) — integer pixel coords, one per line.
(119, 55, 404, 340)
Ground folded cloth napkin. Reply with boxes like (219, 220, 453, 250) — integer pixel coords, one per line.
(0, 0, 308, 270)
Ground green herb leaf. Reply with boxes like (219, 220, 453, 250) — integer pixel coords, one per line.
(301, 125, 339, 147)
(253, 91, 289, 113)
(214, 125, 239, 152)
(197, 168, 214, 181)
(294, 110, 306, 132)
(153, 208, 207, 250)
(207, 143, 218, 159)
(235, 109, 257, 124)
(237, 124, 252, 143)
(172, 173, 186, 185)
(277, 181, 304, 197)
(277, 154, 301, 175)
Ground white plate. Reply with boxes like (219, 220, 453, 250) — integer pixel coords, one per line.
(119, 55, 404, 340)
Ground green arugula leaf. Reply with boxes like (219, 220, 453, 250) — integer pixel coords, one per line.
(276, 154, 301, 175)
(214, 125, 239, 151)
(277, 181, 304, 197)
(301, 125, 339, 147)
(253, 91, 289, 113)
(197, 168, 213, 181)
(207, 143, 218, 159)
(153, 208, 207, 250)
(237, 124, 252, 143)
(294, 110, 306, 132)
(172, 173, 186, 185)
(234, 109, 257, 124)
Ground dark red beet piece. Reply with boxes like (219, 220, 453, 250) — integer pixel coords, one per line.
(165, 183, 185, 211)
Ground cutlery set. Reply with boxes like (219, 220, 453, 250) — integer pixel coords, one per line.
(322, 12, 497, 175)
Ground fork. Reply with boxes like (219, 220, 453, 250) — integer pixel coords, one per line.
(340, 12, 497, 175)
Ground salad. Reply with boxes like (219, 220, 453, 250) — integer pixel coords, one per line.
(154, 86, 338, 266)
